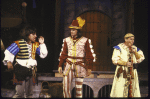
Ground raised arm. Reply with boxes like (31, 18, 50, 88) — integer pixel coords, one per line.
(36, 36, 48, 58)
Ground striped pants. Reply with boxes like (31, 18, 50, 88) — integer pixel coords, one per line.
(63, 70, 84, 98)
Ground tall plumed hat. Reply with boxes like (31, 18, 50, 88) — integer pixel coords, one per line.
(69, 17, 85, 29)
(124, 33, 134, 39)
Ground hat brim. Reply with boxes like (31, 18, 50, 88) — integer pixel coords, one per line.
(68, 25, 82, 29)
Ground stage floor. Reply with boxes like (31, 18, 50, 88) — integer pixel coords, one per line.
(1, 85, 148, 98)
(1, 72, 148, 98)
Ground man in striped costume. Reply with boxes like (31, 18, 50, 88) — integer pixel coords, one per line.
(58, 17, 96, 98)
(3, 26, 48, 98)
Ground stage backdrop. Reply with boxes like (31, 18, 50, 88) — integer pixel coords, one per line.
(79, 11, 112, 71)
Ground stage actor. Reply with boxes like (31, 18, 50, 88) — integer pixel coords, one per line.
(3, 26, 48, 98)
(110, 33, 145, 97)
(58, 17, 96, 98)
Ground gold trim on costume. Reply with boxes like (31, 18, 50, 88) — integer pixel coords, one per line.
(19, 43, 27, 45)
(20, 50, 28, 52)
(17, 53, 29, 55)
(70, 37, 83, 77)
(32, 42, 39, 59)
(17, 56, 29, 58)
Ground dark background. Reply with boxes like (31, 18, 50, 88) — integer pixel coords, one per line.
(25, 0, 56, 73)
(1, 0, 148, 74)
(134, 0, 148, 73)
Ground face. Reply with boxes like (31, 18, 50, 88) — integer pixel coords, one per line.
(28, 33, 37, 43)
(71, 29, 77, 37)
(125, 36, 134, 47)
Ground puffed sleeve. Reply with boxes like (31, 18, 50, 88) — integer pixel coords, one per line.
(58, 39, 68, 67)
(3, 43, 20, 65)
(112, 48, 121, 65)
(37, 43, 48, 58)
(85, 39, 96, 70)
(136, 49, 145, 63)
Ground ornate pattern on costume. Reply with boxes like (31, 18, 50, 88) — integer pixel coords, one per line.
(59, 36, 95, 77)
(58, 36, 95, 98)
(110, 43, 145, 97)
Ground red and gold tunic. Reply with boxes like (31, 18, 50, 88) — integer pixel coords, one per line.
(58, 36, 96, 77)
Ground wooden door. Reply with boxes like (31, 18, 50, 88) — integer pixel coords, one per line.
(79, 11, 112, 71)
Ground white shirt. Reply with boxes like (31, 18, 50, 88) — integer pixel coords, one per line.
(3, 43, 48, 68)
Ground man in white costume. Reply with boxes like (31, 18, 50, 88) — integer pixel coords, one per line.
(110, 33, 145, 97)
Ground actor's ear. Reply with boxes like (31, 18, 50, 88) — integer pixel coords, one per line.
(124, 38, 128, 42)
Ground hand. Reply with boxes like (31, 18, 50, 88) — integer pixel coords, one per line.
(126, 61, 133, 67)
(7, 61, 13, 70)
(131, 47, 136, 53)
(38, 36, 44, 44)
(87, 69, 91, 76)
(58, 67, 62, 74)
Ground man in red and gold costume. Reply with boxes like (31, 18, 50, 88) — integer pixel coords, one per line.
(58, 17, 96, 98)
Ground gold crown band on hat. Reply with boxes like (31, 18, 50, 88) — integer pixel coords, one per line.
(124, 33, 134, 39)
(69, 25, 82, 29)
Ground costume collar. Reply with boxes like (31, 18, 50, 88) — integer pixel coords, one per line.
(120, 43, 129, 51)
(22, 39, 32, 45)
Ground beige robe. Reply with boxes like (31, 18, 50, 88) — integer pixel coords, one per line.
(110, 43, 145, 97)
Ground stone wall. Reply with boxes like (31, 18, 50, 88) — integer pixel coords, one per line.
(59, 0, 129, 71)
(60, 0, 128, 46)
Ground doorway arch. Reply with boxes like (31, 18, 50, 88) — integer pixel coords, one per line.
(79, 11, 112, 71)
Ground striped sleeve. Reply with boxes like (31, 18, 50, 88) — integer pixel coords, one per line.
(6, 43, 20, 55)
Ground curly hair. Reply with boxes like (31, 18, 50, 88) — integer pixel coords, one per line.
(19, 26, 37, 41)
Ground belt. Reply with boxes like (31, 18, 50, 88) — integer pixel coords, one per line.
(116, 65, 136, 79)
(65, 59, 87, 76)
(68, 56, 84, 59)
(66, 59, 86, 68)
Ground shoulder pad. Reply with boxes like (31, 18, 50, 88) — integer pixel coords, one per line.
(137, 47, 140, 52)
(113, 45, 121, 51)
